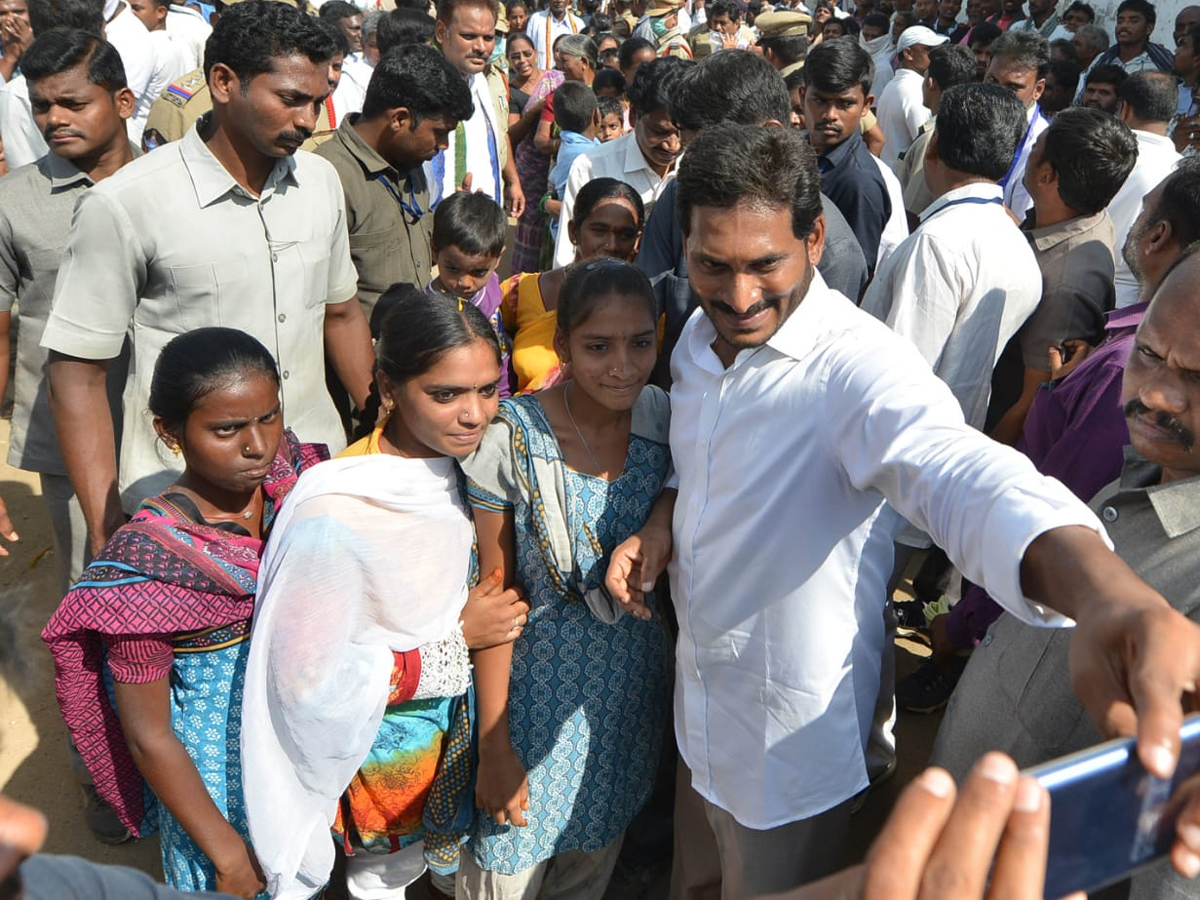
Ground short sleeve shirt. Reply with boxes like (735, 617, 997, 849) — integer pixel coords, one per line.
(41, 116, 357, 511)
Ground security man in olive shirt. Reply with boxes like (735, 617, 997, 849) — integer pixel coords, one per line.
(315, 44, 473, 323)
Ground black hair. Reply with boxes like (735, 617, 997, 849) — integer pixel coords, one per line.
(1116, 0, 1155, 27)
(1046, 58, 1081, 95)
(1039, 107, 1138, 214)
(362, 43, 474, 121)
(371, 282, 423, 338)
(802, 35, 874, 97)
(555, 79, 599, 132)
(618, 35, 655, 70)
(356, 291, 501, 440)
(431, 191, 508, 258)
(988, 29, 1050, 79)
(557, 259, 657, 339)
(626, 55, 692, 117)
(377, 8, 437, 53)
(318, 18, 351, 56)
(572, 176, 646, 227)
(21, 28, 126, 92)
(862, 11, 890, 29)
(27, 0, 103, 35)
(1049, 37, 1078, 62)
(395, 0, 435, 10)
(784, 65, 805, 92)
(149, 328, 280, 437)
(1063, 0, 1095, 21)
(708, 0, 740, 20)
(319, 0, 361, 22)
(835, 17, 860, 35)
(597, 93, 624, 121)
(676, 122, 822, 239)
(585, 13, 613, 33)
(891, 10, 916, 31)
(926, 41, 975, 89)
(759, 32, 808, 65)
(592, 66, 626, 94)
(968, 20, 1002, 46)
(669, 49, 790, 132)
(506, 31, 533, 51)
(506, 0, 528, 13)
(935, 82, 1026, 179)
(204, 1, 335, 85)
(1084, 61, 1127, 87)
(1150, 158, 1200, 250)
(435, 0, 499, 24)
(1116, 69, 1175, 121)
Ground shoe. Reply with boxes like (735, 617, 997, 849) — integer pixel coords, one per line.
(896, 658, 967, 714)
(82, 785, 133, 845)
(893, 599, 928, 632)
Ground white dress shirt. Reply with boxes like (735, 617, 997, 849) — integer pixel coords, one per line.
(552, 130, 675, 266)
(876, 67, 930, 170)
(105, 2, 158, 143)
(527, 9, 586, 69)
(0, 76, 46, 170)
(165, 3, 212, 69)
(1108, 129, 1180, 307)
(1003, 103, 1047, 221)
(869, 152, 909, 267)
(425, 72, 502, 206)
(668, 272, 1104, 828)
(862, 182, 1040, 429)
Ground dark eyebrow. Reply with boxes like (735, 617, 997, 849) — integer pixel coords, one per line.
(580, 329, 657, 340)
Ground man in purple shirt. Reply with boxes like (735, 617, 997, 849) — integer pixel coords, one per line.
(902, 159, 1200, 708)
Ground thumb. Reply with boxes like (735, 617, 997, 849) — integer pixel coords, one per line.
(459, 172, 474, 192)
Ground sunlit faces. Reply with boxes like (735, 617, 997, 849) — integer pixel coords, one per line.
(380, 340, 502, 458)
(801, 83, 871, 152)
(28, 64, 134, 160)
(339, 12, 364, 54)
(127, 0, 166, 31)
(684, 202, 825, 364)
(632, 108, 681, 172)
(558, 50, 591, 81)
(984, 55, 1045, 107)
(155, 371, 284, 499)
(598, 110, 624, 141)
(209, 53, 330, 157)
(327, 51, 344, 93)
(436, 4, 497, 76)
(1121, 256, 1200, 483)
(1081, 77, 1121, 111)
(710, 11, 737, 34)
(1115, 8, 1151, 45)
(508, 2, 530, 32)
(507, 37, 537, 80)
(568, 196, 642, 260)
(554, 294, 657, 412)
(432, 243, 503, 300)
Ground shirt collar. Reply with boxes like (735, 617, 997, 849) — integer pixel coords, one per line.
(818, 129, 863, 169)
(181, 114, 298, 207)
(44, 151, 94, 190)
(1118, 446, 1200, 539)
(338, 114, 397, 179)
(560, 131, 599, 147)
(622, 130, 661, 177)
(1027, 210, 1108, 252)
(1134, 129, 1176, 151)
(919, 181, 1002, 222)
(1106, 300, 1148, 332)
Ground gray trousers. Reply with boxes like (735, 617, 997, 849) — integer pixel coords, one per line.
(40, 472, 90, 594)
(456, 836, 624, 900)
(669, 763, 853, 900)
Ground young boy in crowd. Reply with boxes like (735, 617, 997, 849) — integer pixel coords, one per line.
(597, 95, 626, 141)
(546, 81, 602, 241)
(427, 192, 515, 397)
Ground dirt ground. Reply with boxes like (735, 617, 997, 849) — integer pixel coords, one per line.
(0, 411, 943, 891)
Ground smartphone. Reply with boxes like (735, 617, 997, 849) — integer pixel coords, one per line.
(1024, 714, 1200, 899)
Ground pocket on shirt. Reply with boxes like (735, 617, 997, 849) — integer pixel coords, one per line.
(168, 263, 220, 331)
(297, 236, 332, 310)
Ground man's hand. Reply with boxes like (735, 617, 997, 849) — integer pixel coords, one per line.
(605, 524, 671, 621)
(475, 744, 530, 827)
(1047, 339, 1091, 381)
(0, 15, 31, 64)
(461, 568, 531, 649)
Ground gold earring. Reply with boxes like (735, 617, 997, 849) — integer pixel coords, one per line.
(170, 443, 181, 456)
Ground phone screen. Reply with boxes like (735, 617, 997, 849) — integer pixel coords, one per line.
(1025, 715, 1200, 899)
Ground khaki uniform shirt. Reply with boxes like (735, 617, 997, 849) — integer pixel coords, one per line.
(0, 152, 130, 474)
(897, 119, 934, 217)
(141, 68, 336, 154)
(315, 116, 435, 322)
(657, 26, 695, 59)
(41, 116, 357, 510)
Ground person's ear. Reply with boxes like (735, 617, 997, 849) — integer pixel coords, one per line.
(1145, 219, 1173, 256)
(376, 370, 400, 413)
(392, 106, 414, 132)
(592, 107, 602, 129)
(806, 212, 827, 268)
(113, 86, 136, 121)
(153, 418, 182, 455)
(553, 326, 570, 362)
(435, 17, 448, 45)
(1032, 77, 1046, 102)
(208, 62, 240, 105)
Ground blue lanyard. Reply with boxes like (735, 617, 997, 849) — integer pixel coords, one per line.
(1000, 107, 1042, 189)
(920, 195, 1002, 227)
(375, 172, 424, 224)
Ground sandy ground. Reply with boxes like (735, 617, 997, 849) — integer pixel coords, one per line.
(0, 410, 942, 892)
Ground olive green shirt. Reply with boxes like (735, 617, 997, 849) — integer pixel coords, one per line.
(315, 116, 434, 322)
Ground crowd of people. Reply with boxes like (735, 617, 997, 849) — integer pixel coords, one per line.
(3, 0, 1200, 898)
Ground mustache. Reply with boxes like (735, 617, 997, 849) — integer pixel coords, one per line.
(1124, 397, 1196, 451)
(708, 295, 783, 319)
(278, 128, 312, 143)
(43, 126, 84, 141)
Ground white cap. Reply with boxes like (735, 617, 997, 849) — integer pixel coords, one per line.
(896, 25, 950, 51)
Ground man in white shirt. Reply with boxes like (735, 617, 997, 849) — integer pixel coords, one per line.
(552, 56, 687, 266)
(164, 1, 210, 68)
(102, 0, 160, 142)
(1008, 0, 1071, 41)
(426, 0, 523, 215)
(527, 0, 584, 69)
(1109, 71, 1181, 306)
(127, 0, 198, 90)
(877, 24, 945, 169)
(984, 29, 1049, 220)
(606, 120, 1200, 900)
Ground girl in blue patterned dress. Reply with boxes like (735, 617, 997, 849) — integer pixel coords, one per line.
(460, 260, 673, 900)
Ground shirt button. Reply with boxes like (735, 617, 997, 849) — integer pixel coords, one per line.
(277, 313, 287, 323)
(1102, 506, 1118, 522)
(982, 633, 993, 647)
(282, 370, 290, 380)
(271, 253, 279, 262)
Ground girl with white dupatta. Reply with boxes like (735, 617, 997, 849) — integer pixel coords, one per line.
(241, 294, 530, 900)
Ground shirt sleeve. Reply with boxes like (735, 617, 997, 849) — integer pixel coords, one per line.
(324, 174, 360, 306)
(864, 232, 961, 367)
(0, 205, 18, 312)
(825, 326, 1108, 627)
(39, 189, 143, 360)
(102, 633, 175, 683)
(541, 91, 556, 124)
(636, 178, 681, 281)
